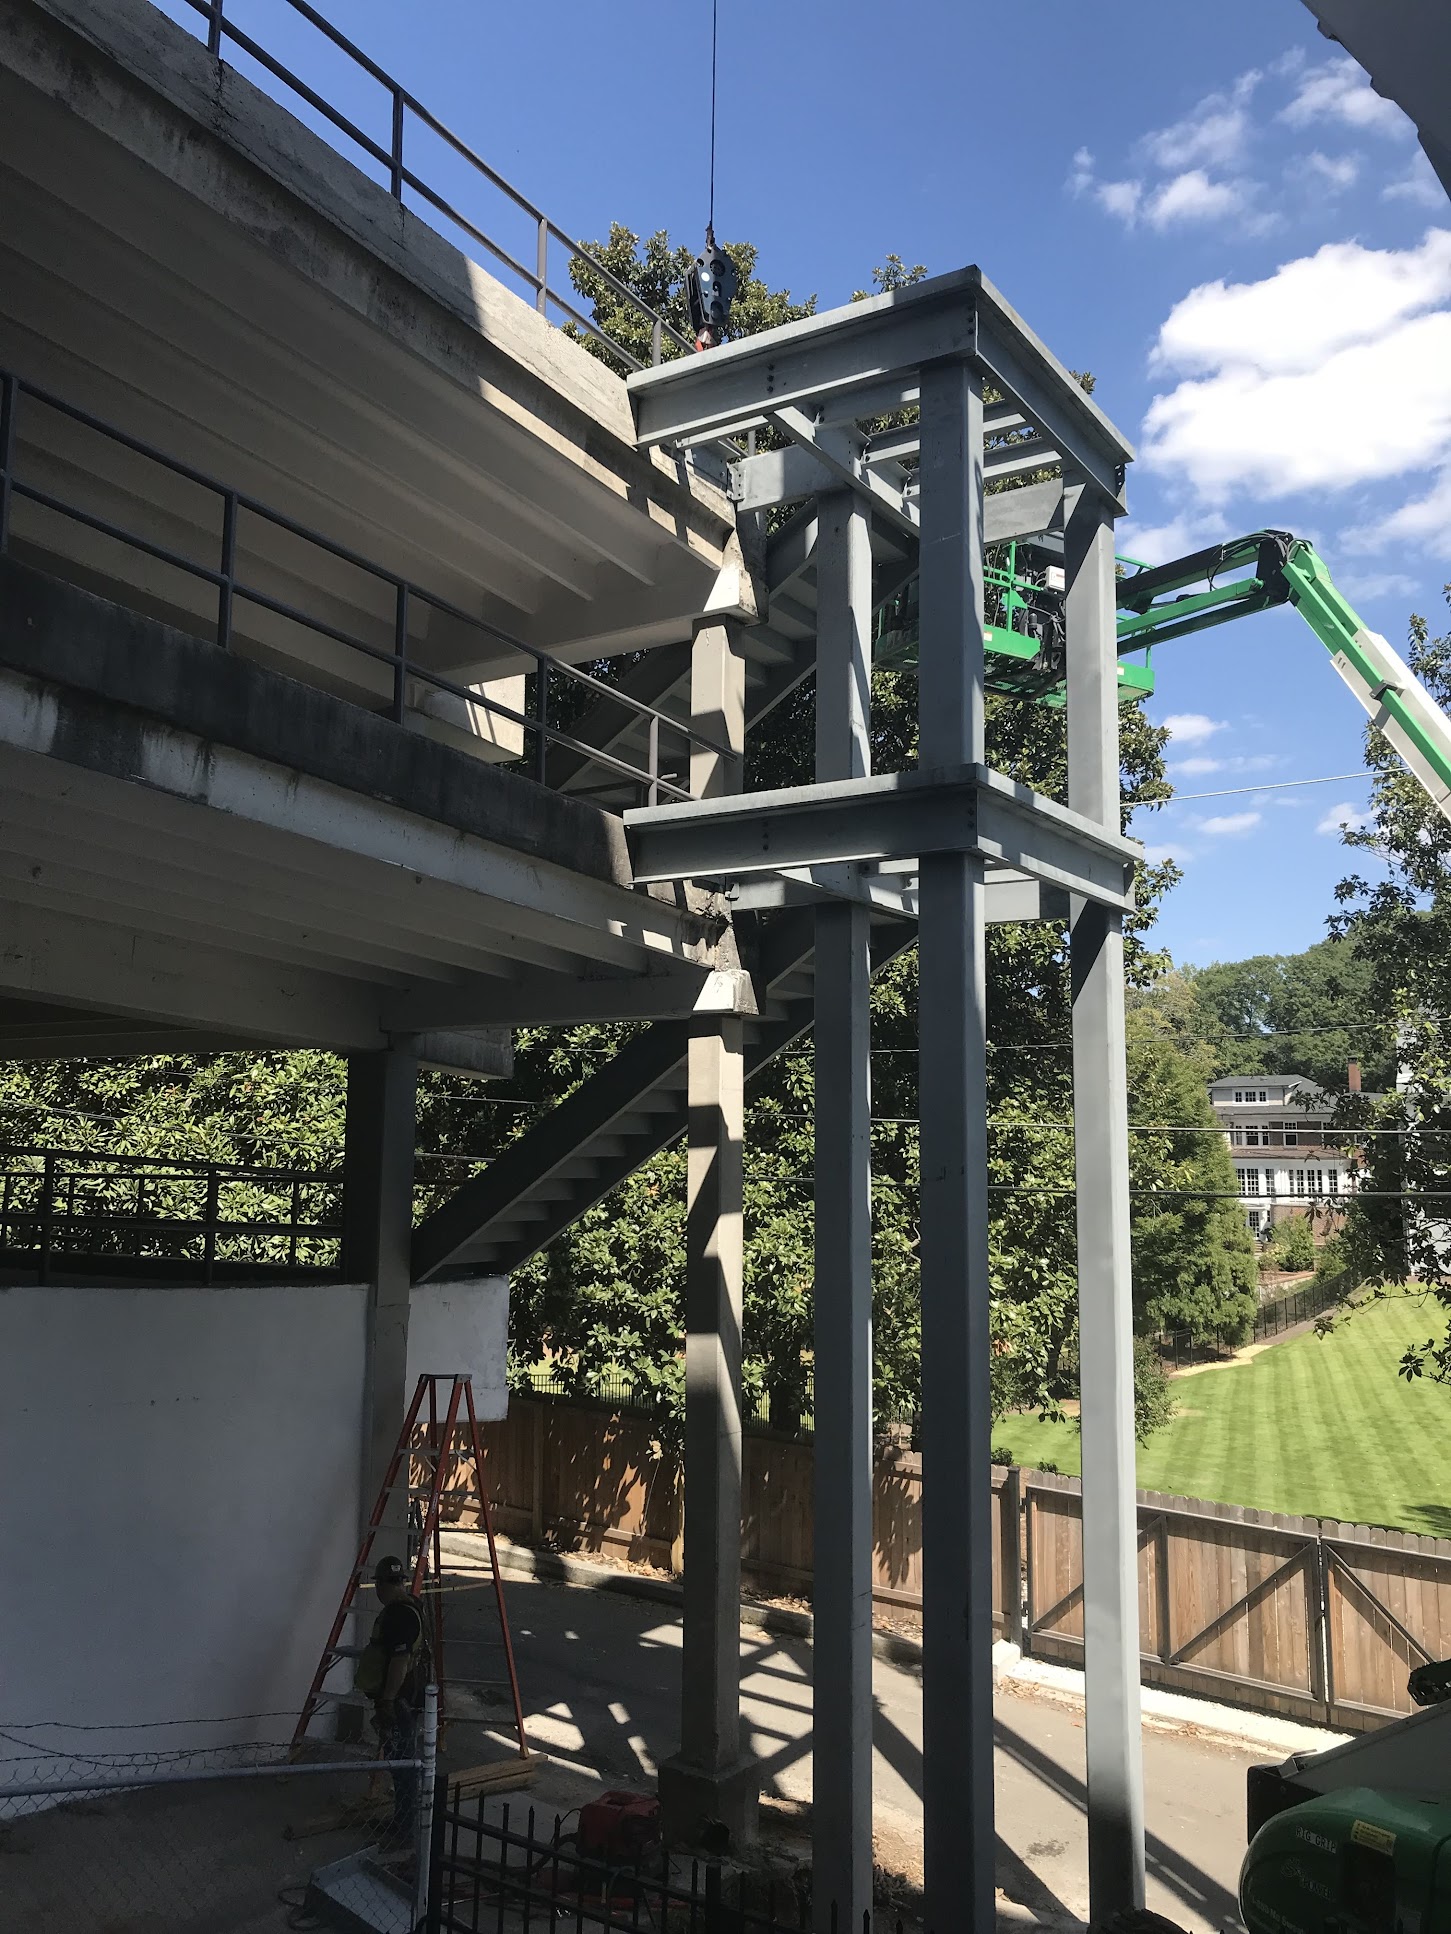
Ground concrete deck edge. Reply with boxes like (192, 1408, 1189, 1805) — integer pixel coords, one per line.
(0, 557, 634, 885)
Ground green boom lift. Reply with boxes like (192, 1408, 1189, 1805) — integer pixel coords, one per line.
(875, 527, 1451, 823)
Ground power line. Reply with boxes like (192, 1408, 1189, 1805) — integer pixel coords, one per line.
(1161, 771, 1373, 804)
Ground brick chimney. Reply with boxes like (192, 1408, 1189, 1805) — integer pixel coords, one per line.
(1348, 1059, 1362, 1092)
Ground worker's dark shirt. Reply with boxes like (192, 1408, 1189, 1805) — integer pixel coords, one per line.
(373, 1597, 425, 1709)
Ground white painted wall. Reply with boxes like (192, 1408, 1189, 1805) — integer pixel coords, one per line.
(0, 1274, 507, 1779)
(407, 1276, 508, 1421)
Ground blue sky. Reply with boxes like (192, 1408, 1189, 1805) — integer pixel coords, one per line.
(162, 0, 1451, 968)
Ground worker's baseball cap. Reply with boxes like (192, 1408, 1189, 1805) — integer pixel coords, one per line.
(373, 1555, 408, 1588)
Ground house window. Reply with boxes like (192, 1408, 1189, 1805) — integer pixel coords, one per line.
(1307, 1169, 1324, 1196)
(1327, 1168, 1340, 1195)
(1233, 1090, 1243, 1104)
(1230, 1127, 1244, 1146)
(1293, 1170, 1307, 1195)
(1260, 1090, 1270, 1102)
(1280, 1122, 1299, 1148)
(1265, 1168, 1278, 1195)
(1237, 1167, 1260, 1196)
(1248, 1210, 1262, 1233)
(1246, 1127, 1262, 1146)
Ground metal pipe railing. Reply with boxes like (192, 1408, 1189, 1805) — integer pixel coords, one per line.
(179, 0, 694, 372)
(0, 368, 727, 805)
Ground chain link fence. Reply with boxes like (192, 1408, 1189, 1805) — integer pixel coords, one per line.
(0, 1717, 435, 1931)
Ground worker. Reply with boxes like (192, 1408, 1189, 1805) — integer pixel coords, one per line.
(356, 1554, 429, 1858)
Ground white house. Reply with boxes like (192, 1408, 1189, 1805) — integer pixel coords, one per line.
(1207, 1065, 1376, 1237)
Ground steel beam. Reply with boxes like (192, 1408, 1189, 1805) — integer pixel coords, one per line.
(1066, 483, 1146, 1920)
(623, 767, 1139, 908)
(810, 491, 874, 1933)
(727, 864, 1069, 923)
(627, 267, 1132, 508)
(915, 358, 995, 1934)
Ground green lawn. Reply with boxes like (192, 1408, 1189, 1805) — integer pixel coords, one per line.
(992, 1292, 1451, 1536)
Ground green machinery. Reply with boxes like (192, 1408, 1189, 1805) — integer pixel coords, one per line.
(1239, 1684, 1451, 1934)
(875, 528, 1451, 823)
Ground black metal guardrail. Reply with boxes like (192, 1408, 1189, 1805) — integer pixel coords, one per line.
(426, 1792, 900, 1934)
(0, 368, 723, 805)
(0, 1145, 342, 1283)
(178, 0, 692, 374)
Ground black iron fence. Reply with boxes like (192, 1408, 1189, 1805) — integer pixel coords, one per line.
(0, 1145, 341, 1282)
(0, 367, 722, 805)
(176, 0, 691, 373)
(1153, 1272, 1347, 1372)
(427, 1795, 901, 1934)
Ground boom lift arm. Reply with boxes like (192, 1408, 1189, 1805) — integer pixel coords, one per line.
(1116, 530, 1451, 821)
(875, 528, 1451, 823)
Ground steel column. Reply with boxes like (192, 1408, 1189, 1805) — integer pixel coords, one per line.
(343, 1048, 420, 1553)
(916, 360, 995, 1934)
(1065, 483, 1146, 1919)
(811, 491, 874, 1933)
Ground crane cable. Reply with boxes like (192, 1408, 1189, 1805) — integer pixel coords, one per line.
(708, 0, 719, 240)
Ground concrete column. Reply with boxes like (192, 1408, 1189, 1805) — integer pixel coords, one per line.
(689, 616, 746, 802)
(342, 1048, 419, 1550)
(916, 359, 996, 1934)
(1065, 483, 1146, 1920)
(658, 1015, 757, 1846)
(811, 490, 875, 1933)
(659, 604, 757, 1847)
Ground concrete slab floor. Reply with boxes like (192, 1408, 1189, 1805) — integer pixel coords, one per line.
(446, 1569, 1260, 1934)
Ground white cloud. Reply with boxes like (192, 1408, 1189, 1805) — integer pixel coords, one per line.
(1300, 150, 1360, 190)
(1150, 230, 1451, 377)
(1097, 179, 1142, 223)
(1162, 712, 1225, 745)
(1385, 153, 1447, 209)
(1173, 756, 1223, 777)
(1142, 232, 1451, 504)
(1142, 70, 1261, 172)
(1280, 56, 1411, 139)
(1143, 842, 1194, 866)
(1336, 569, 1420, 600)
(1144, 170, 1252, 230)
(1316, 800, 1370, 834)
(1344, 468, 1451, 559)
(1118, 511, 1230, 565)
(1198, 811, 1262, 836)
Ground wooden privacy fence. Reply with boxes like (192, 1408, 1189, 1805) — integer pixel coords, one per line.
(450, 1396, 1015, 1633)
(1022, 1470, 1451, 1732)
(448, 1396, 1451, 1732)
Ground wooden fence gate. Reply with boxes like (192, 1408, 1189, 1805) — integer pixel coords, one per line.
(1022, 1470, 1451, 1732)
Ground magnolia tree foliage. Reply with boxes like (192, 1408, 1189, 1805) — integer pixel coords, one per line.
(1328, 590, 1451, 1379)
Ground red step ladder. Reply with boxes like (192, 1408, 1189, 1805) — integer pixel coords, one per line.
(293, 1373, 528, 1760)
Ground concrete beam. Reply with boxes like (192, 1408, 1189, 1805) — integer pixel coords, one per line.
(384, 967, 757, 1032)
(404, 1029, 513, 1080)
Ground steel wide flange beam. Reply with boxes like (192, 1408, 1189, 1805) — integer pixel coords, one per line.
(624, 765, 1139, 910)
(627, 265, 1133, 509)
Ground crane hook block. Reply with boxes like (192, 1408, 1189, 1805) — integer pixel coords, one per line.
(687, 234, 738, 351)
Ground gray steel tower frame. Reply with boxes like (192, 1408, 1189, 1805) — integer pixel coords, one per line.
(624, 267, 1145, 1934)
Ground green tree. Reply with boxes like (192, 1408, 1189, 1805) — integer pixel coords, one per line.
(1325, 590, 1451, 1378)
(1267, 1213, 1317, 1273)
(1157, 939, 1392, 1093)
